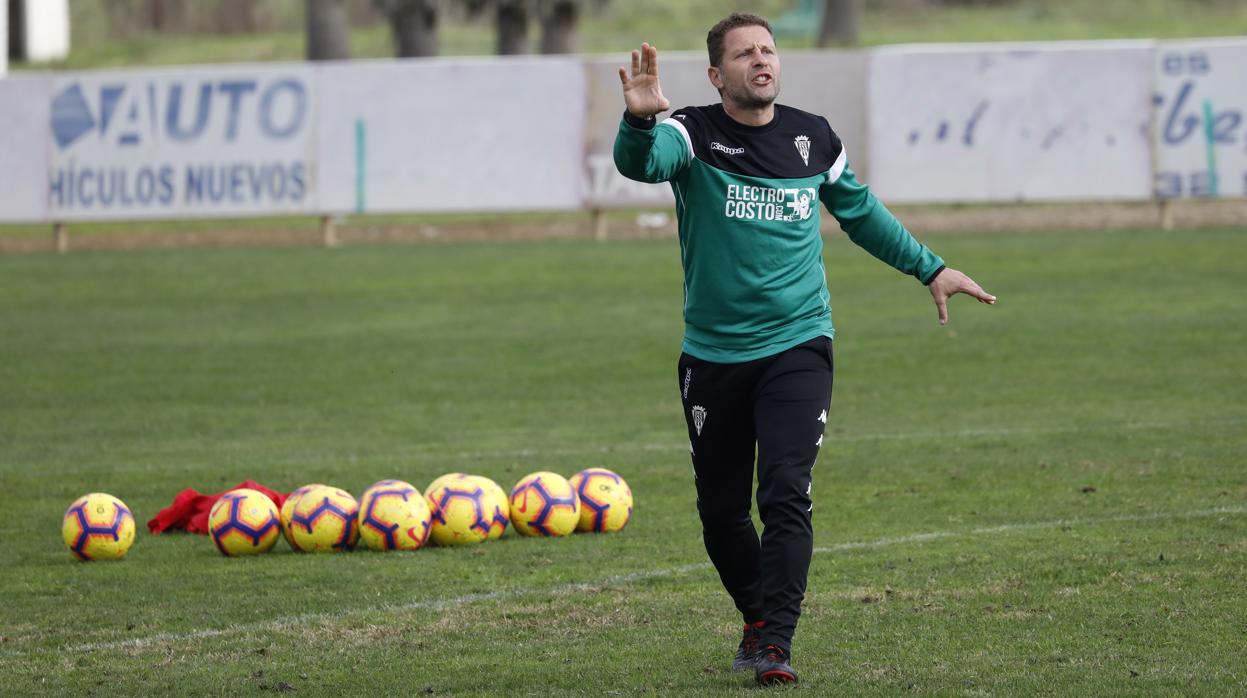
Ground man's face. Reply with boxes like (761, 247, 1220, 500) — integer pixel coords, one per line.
(710, 25, 781, 110)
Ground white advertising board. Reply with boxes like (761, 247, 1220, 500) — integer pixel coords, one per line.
(48, 64, 317, 220)
(1153, 39, 1247, 199)
(0, 76, 49, 222)
(868, 42, 1155, 203)
(316, 58, 585, 214)
(583, 50, 867, 208)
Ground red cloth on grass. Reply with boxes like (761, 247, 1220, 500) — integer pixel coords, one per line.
(146, 481, 289, 534)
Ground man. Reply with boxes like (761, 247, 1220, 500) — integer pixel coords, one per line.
(612, 13, 995, 687)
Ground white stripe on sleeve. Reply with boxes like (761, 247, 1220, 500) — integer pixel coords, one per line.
(826, 146, 848, 184)
(659, 117, 695, 160)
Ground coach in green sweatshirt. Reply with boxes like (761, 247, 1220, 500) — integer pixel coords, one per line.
(613, 12, 995, 687)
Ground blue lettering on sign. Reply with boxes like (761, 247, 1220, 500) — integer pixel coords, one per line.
(217, 81, 258, 140)
(1161, 52, 1210, 77)
(48, 75, 311, 212)
(1154, 52, 1246, 151)
(258, 79, 306, 140)
(166, 83, 214, 142)
(1155, 81, 1244, 147)
(49, 164, 178, 210)
(183, 161, 307, 205)
(50, 84, 95, 149)
(1153, 170, 1244, 198)
(49, 161, 306, 211)
(50, 76, 308, 149)
(906, 100, 989, 147)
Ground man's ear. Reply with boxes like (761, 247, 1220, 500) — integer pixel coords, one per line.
(707, 66, 723, 90)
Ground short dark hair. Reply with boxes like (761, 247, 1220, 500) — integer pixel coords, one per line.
(706, 13, 773, 67)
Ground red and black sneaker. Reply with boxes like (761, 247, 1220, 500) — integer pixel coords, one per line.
(755, 645, 798, 686)
(732, 620, 765, 671)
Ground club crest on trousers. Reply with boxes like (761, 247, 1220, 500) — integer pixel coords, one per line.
(691, 405, 707, 436)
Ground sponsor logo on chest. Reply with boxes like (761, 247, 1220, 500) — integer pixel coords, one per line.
(723, 184, 817, 222)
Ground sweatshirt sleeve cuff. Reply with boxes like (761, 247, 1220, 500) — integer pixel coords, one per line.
(623, 110, 657, 130)
(921, 264, 946, 286)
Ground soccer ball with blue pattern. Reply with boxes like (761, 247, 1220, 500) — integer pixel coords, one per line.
(509, 471, 581, 537)
(62, 493, 136, 561)
(288, 485, 359, 553)
(426, 474, 508, 546)
(208, 488, 281, 556)
(358, 479, 433, 551)
(466, 475, 509, 541)
(569, 468, 633, 533)
(280, 483, 325, 551)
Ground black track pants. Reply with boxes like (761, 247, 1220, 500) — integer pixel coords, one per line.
(677, 336, 833, 653)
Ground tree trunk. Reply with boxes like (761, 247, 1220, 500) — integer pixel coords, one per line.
(817, 0, 859, 48)
(495, 1, 527, 55)
(217, 0, 258, 34)
(149, 0, 164, 30)
(105, 0, 140, 38)
(390, 0, 437, 57)
(306, 0, 350, 60)
(8, 0, 23, 59)
(538, 0, 577, 55)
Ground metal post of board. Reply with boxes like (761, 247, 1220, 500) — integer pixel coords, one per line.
(592, 209, 608, 242)
(53, 222, 68, 254)
(320, 215, 338, 248)
(1159, 199, 1175, 231)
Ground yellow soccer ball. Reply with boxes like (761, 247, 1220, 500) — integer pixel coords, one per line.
(426, 472, 471, 496)
(466, 475, 510, 541)
(569, 468, 634, 533)
(287, 485, 359, 553)
(280, 483, 326, 551)
(208, 488, 281, 556)
(358, 479, 432, 551)
(62, 493, 136, 561)
(426, 476, 501, 546)
(510, 471, 580, 537)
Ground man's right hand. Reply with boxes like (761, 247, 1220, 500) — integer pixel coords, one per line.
(619, 43, 671, 119)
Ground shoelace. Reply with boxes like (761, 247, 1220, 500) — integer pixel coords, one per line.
(762, 644, 788, 662)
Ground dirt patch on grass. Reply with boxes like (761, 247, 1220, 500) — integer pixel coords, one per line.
(3, 200, 1245, 255)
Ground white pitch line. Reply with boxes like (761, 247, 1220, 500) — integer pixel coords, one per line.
(813, 505, 1247, 554)
(404, 416, 1247, 462)
(24, 415, 1245, 478)
(7, 504, 1242, 659)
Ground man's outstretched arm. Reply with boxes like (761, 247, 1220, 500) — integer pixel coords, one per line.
(821, 164, 995, 325)
(613, 43, 693, 184)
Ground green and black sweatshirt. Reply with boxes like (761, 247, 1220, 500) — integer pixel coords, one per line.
(613, 103, 944, 363)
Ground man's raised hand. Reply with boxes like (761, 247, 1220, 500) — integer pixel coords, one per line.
(619, 43, 670, 119)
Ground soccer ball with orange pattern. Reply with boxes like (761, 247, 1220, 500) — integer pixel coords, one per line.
(509, 471, 580, 537)
(62, 493, 136, 561)
(426, 476, 505, 546)
(569, 468, 633, 533)
(358, 479, 432, 551)
(465, 475, 509, 541)
(280, 483, 325, 551)
(208, 488, 281, 556)
(287, 485, 359, 553)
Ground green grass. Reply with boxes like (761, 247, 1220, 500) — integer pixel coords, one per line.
(1, 227, 1245, 695)
(13, 0, 1247, 71)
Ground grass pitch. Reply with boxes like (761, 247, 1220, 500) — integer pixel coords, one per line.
(0, 227, 1244, 696)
